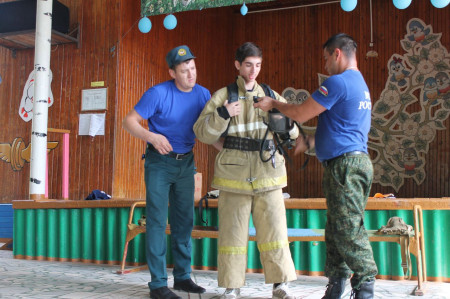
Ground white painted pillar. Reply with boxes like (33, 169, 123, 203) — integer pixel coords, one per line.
(30, 0, 53, 200)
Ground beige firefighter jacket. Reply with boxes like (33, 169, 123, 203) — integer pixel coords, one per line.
(194, 76, 299, 195)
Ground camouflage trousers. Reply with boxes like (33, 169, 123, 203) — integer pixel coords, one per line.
(322, 153, 378, 289)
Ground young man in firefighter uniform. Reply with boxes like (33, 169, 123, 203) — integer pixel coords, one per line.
(194, 42, 299, 299)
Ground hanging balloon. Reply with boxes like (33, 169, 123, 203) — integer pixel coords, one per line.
(138, 17, 152, 33)
(393, 0, 412, 9)
(164, 14, 177, 30)
(340, 0, 357, 12)
(431, 0, 449, 8)
(240, 3, 248, 15)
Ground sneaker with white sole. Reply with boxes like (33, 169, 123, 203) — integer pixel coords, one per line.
(219, 288, 241, 299)
(272, 283, 296, 299)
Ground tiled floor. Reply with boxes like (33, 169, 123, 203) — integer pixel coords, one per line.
(1, 246, 448, 299)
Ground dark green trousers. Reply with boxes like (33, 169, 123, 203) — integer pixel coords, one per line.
(322, 154, 378, 289)
(144, 148, 195, 290)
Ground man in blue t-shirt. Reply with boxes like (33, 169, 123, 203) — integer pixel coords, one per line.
(255, 34, 377, 299)
(123, 45, 210, 299)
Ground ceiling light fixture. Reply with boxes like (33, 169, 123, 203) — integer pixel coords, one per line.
(366, 0, 379, 59)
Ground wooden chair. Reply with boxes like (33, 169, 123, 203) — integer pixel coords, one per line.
(117, 201, 147, 274)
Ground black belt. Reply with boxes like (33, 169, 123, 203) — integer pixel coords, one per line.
(322, 150, 367, 167)
(223, 136, 274, 151)
(147, 144, 192, 160)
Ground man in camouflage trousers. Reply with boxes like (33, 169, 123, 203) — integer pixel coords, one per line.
(255, 33, 377, 299)
(322, 156, 377, 298)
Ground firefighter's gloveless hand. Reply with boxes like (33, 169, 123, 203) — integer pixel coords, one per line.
(224, 99, 241, 117)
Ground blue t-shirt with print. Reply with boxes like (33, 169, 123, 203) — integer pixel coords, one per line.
(134, 80, 210, 153)
(311, 70, 372, 162)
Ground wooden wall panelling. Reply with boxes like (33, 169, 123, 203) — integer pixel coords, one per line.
(222, 0, 449, 198)
(53, 0, 120, 200)
(0, 45, 34, 202)
(0, 0, 120, 202)
(113, 3, 236, 199)
(68, 0, 119, 200)
(367, 0, 449, 197)
(0, 0, 448, 203)
(113, 0, 149, 199)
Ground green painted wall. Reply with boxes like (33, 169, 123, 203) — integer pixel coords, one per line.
(13, 207, 449, 280)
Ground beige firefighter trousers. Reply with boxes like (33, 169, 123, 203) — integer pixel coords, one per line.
(217, 189, 297, 288)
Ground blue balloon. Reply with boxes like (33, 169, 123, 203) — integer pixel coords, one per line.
(393, 0, 412, 9)
(138, 17, 152, 33)
(340, 0, 357, 12)
(431, 0, 449, 8)
(164, 14, 177, 30)
(240, 3, 248, 16)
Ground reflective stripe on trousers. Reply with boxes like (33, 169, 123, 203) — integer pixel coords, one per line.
(217, 189, 297, 288)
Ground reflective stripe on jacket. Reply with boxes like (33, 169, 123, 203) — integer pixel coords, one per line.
(194, 76, 299, 194)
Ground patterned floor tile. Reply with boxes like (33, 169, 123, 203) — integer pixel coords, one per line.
(1, 246, 448, 299)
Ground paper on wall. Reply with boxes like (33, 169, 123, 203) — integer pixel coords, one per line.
(78, 113, 105, 137)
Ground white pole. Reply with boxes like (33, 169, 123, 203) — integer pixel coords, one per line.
(30, 0, 53, 200)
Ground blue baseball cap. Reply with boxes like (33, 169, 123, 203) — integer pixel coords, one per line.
(166, 45, 196, 68)
(85, 189, 111, 200)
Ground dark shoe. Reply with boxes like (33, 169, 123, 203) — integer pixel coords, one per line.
(350, 280, 375, 299)
(150, 286, 182, 299)
(173, 278, 206, 293)
(322, 277, 347, 299)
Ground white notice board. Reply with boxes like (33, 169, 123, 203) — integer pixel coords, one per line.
(81, 88, 107, 111)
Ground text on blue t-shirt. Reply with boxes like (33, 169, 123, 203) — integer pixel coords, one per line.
(311, 70, 372, 162)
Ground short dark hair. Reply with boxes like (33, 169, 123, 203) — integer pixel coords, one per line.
(172, 59, 193, 71)
(235, 42, 262, 64)
(323, 33, 357, 58)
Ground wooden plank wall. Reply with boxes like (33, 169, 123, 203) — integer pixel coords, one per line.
(227, 0, 450, 199)
(114, 0, 449, 199)
(0, 0, 120, 202)
(0, 0, 448, 203)
(112, 2, 235, 198)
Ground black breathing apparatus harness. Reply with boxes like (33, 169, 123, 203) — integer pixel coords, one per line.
(224, 82, 309, 170)
(198, 83, 311, 225)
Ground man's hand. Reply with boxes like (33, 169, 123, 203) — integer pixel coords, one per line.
(212, 139, 224, 151)
(123, 109, 173, 155)
(148, 134, 173, 154)
(253, 96, 275, 112)
(224, 100, 241, 117)
(294, 134, 315, 155)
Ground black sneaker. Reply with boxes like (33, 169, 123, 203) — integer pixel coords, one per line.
(173, 278, 206, 293)
(150, 286, 182, 299)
